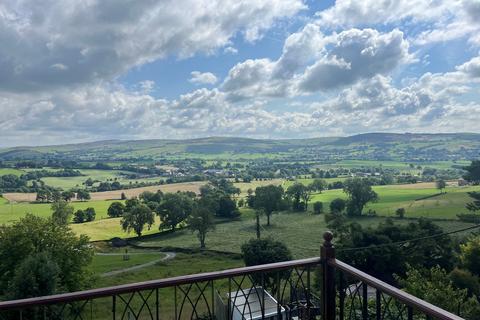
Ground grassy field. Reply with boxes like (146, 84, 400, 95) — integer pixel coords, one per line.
(0, 168, 24, 176)
(85, 252, 243, 319)
(309, 184, 480, 219)
(88, 252, 166, 275)
(39, 169, 166, 190)
(71, 216, 162, 241)
(0, 198, 120, 224)
(133, 209, 476, 259)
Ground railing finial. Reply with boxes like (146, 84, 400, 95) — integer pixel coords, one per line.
(323, 231, 333, 248)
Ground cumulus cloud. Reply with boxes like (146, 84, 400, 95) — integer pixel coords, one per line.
(297, 28, 411, 92)
(314, 0, 480, 47)
(0, 0, 305, 93)
(222, 26, 411, 99)
(189, 71, 218, 85)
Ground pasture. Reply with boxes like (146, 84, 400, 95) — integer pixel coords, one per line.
(2, 181, 205, 202)
(134, 209, 476, 259)
(309, 183, 480, 219)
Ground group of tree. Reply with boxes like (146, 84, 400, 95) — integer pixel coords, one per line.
(115, 179, 240, 248)
(0, 214, 93, 300)
(73, 207, 96, 223)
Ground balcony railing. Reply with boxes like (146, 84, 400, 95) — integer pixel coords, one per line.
(0, 232, 464, 320)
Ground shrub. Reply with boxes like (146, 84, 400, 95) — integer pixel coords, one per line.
(395, 208, 406, 219)
(313, 201, 323, 214)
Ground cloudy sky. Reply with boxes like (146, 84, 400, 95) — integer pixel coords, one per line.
(1, 0, 480, 147)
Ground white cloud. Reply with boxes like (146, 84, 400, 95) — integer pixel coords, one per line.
(221, 26, 411, 99)
(189, 71, 218, 85)
(0, 0, 305, 93)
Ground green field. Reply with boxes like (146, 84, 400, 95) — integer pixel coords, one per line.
(71, 216, 162, 241)
(39, 169, 164, 190)
(0, 168, 24, 176)
(0, 199, 120, 224)
(309, 184, 480, 219)
(88, 252, 166, 275)
(134, 209, 476, 259)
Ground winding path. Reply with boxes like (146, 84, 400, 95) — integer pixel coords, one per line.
(97, 252, 176, 277)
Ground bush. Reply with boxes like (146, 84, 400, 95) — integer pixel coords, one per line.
(329, 198, 346, 213)
(313, 201, 323, 214)
(395, 208, 406, 219)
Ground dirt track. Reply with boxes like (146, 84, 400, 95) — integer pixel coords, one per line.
(2, 181, 205, 202)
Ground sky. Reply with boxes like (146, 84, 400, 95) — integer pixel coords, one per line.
(1, 0, 480, 147)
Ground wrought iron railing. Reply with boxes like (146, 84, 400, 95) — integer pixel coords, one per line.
(0, 232, 464, 320)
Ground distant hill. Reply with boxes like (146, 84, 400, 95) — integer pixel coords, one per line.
(0, 133, 479, 162)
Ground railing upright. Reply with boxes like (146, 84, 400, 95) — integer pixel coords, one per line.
(321, 231, 336, 320)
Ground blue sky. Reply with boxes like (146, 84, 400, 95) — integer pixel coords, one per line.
(0, 0, 480, 146)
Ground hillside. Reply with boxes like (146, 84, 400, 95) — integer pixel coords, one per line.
(0, 133, 479, 162)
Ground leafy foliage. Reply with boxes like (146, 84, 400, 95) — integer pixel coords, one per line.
(121, 204, 155, 237)
(398, 265, 480, 319)
(0, 214, 93, 298)
(343, 178, 378, 216)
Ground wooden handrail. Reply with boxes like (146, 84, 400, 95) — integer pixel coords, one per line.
(0, 257, 321, 310)
(329, 258, 464, 320)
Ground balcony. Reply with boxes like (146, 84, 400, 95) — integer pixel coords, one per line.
(0, 232, 463, 320)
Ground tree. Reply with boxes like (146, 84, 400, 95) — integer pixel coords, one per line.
(36, 189, 49, 202)
(73, 209, 86, 223)
(76, 189, 91, 201)
(84, 207, 96, 222)
(187, 205, 215, 248)
(343, 178, 378, 216)
(121, 192, 127, 200)
(460, 236, 480, 276)
(108, 201, 126, 218)
(253, 185, 284, 225)
(337, 219, 454, 283)
(313, 201, 323, 214)
(466, 192, 480, 212)
(8, 252, 60, 300)
(61, 190, 75, 201)
(121, 204, 155, 237)
(463, 160, 480, 184)
(449, 268, 480, 297)
(139, 190, 163, 203)
(398, 265, 480, 319)
(241, 238, 292, 292)
(436, 179, 447, 193)
(51, 200, 74, 225)
(0, 214, 93, 297)
(238, 198, 245, 207)
(286, 183, 309, 211)
(395, 207, 406, 219)
(309, 179, 327, 193)
(329, 198, 346, 214)
(157, 193, 193, 231)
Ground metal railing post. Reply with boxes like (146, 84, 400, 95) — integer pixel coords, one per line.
(321, 231, 336, 320)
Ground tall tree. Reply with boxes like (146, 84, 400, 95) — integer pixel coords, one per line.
(253, 185, 284, 226)
(108, 201, 126, 218)
(343, 178, 378, 216)
(51, 200, 74, 225)
(187, 205, 215, 248)
(463, 160, 480, 184)
(157, 193, 193, 231)
(286, 183, 309, 211)
(76, 190, 91, 201)
(121, 204, 155, 237)
(436, 179, 447, 193)
(309, 179, 327, 193)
